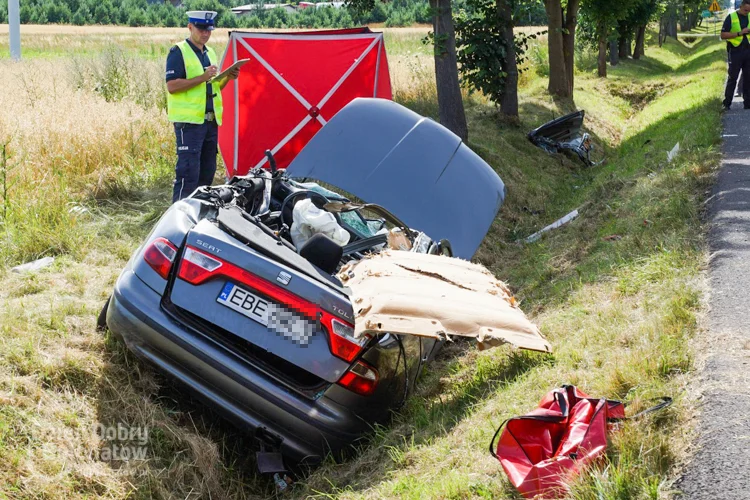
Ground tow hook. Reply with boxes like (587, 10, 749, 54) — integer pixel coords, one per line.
(254, 428, 293, 491)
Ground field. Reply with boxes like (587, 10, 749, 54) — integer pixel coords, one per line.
(0, 24, 724, 499)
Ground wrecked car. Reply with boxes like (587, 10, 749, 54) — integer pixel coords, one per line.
(100, 98, 544, 467)
(527, 110, 601, 166)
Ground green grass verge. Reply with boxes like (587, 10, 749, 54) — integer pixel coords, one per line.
(295, 36, 722, 499)
(0, 31, 723, 499)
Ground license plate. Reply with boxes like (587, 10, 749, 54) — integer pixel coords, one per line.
(217, 282, 271, 326)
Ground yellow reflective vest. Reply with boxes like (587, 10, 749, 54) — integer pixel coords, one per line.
(728, 11, 750, 48)
(167, 40, 223, 125)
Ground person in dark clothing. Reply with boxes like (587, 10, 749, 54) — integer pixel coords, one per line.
(166, 10, 240, 202)
(722, 0, 750, 110)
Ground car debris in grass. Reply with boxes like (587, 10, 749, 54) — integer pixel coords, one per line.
(527, 110, 603, 167)
(524, 209, 580, 243)
(11, 256, 55, 273)
(339, 250, 551, 353)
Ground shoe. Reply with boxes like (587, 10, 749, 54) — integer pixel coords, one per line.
(724, 104, 732, 111)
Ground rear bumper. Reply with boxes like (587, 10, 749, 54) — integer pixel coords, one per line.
(107, 266, 367, 464)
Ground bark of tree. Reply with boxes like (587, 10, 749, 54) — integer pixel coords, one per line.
(429, 0, 468, 141)
(609, 40, 619, 66)
(618, 34, 629, 59)
(498, 0, 518, 116)
(562, 0, 579, 96)
(668, 18, 678, 39)
(544, 0, 570, 97)
(634, 25, 646, 59)
(597, 23, 608, 77)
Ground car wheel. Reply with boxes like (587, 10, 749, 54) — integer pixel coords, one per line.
(96, 296, 110, 332)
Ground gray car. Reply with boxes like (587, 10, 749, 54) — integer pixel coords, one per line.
(102, 98, 506, 468)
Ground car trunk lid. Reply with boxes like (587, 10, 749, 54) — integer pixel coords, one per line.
(168, 217, 355, 385)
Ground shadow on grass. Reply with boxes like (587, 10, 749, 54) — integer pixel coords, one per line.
(675, 44, 726, 74)
(300, 345, 549, 497)
(483, 96, 719, 313)
(94, 331, 274, 498)
(609, 55, 677, 79)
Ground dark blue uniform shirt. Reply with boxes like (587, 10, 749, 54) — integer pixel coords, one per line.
(165, 38, 214, 113)
(722, 12, 750, 51)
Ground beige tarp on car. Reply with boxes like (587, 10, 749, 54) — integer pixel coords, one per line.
(337, 250, 552, 352)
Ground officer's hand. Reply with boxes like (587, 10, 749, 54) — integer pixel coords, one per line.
(742, 27, 750, 35)
(227, 67, 241, 80)
(203, 65, 218, 82)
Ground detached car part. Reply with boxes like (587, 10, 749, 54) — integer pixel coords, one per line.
(527, 110, 602, 167)
(339, 250, 551, 352)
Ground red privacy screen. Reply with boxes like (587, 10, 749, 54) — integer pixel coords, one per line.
(218, 28, 392, 176)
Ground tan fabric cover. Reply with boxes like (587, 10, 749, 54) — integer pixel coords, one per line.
(337, 250, 552, 352)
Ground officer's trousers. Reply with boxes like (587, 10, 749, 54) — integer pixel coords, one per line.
(725, 48, 750, 108)
(172, 120, 218, 203)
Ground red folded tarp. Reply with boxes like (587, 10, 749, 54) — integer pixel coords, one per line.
(218, 27, 392, 177)
(490, 386, 626, 499)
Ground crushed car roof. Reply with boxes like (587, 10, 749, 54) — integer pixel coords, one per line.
(286, 98, 506, 259)
(338, 250, 551, 353)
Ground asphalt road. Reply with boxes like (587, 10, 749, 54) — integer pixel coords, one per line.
(676, 97, 750, 498)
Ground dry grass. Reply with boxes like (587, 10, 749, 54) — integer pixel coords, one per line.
(0, 27, 724, 499)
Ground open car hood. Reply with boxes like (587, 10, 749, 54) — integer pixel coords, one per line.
(528, 110, 585, 144)
(285, 98, 506, 259)
(338, 250, 551, 352)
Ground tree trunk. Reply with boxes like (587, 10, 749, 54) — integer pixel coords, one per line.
(498, 0, 518, 116)
(429, 0, 468, 141)
(609, 40, 619, 66)
(658, 19, 665, 46)
(634, 25, 646, 59)
(562, 0, 579, 97)
(669, 18, 678, 39)
(597, 24, 607, 77)
(618, 34, 629, 59)
(544, 0, 570, 97)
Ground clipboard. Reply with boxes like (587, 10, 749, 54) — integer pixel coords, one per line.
(209, 59, 250, 83)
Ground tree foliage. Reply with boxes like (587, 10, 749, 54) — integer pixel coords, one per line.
(0, 0, 434, 29)
(455, 0, 542, 110)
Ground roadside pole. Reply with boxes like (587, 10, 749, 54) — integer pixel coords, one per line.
(8, 0, 21, 61)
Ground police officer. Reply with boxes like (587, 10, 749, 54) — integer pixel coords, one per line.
(166, 11, 240, 202)
(721, 0, 750, 110)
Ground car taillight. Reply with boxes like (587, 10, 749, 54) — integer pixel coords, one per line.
(143, 237, 178, 279)
(176, 245, 366, 362)
(178, 247, 223, 284)
(323, 316, 365, 363)
(338, 360, 379, 396)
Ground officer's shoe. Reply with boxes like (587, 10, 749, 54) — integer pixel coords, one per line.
(723, 103, 732, 111)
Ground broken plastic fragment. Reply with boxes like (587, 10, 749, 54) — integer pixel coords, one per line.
(525, 210, 579, 243)
(11, 256, 54, 273)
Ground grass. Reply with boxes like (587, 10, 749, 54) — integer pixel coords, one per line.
(0, 25, 724, 499)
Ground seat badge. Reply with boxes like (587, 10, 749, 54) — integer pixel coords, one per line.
(276, 271, 292, 286)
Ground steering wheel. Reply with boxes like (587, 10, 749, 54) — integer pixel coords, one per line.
(279, 190, 336, 229)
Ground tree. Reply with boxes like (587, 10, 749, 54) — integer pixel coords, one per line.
(348, 0, 468, 141)
(579, 0, 629, 77)
(544, 0, 578, 98)
(428, 0, 468, 140)
(659, 0, 679, 44)
(456, 0, 541, 117)
(620, 0, 659, 59)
